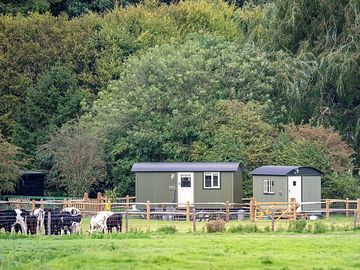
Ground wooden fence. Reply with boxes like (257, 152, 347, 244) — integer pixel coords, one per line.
(2, 195, 360, 222)
(249, 197, 360, 222)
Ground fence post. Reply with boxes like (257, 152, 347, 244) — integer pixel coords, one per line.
(47, 211, 51, 236)
(40, 198, 44, 209)
(146, 200, 150, 224)
(326, 199, 330, 221)
(125, 208, 129, 233)
(31, 200, 35, 211)
(97, 192, 102, 211)
(271, 208, 275, 232)
(126, 195, 130, 209)
(84, 192, 89, 216)
(357, 199, 360, 221)
(354, 210, 358, 228)
(225, 201, 230, 223)
(250, 198, 255, 222)
(290, 198, 297, 220)
(186, 201, 190, 222)
(192, 207, 196, 233)
(346, 198, 349, 217)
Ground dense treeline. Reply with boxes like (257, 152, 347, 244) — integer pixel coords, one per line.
(0, 0, 359, 198)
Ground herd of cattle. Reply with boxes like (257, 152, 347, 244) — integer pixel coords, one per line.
(0, 208, 123, 235)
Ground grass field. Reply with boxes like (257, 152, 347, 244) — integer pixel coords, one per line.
(1, 218, 360, 270)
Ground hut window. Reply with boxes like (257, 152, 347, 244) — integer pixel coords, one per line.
(263, 180, 274, 194)
(203, 172, 220, 189)
(180, 175, 191, 187)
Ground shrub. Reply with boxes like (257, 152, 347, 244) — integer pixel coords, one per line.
(313, 222, 328, 234)
(157, 226, 177, 234)
(288, 220, 307, 233)
(227, 223, 260, 233)
(206, 219, 226, 233)
(228, 224, 244, 233)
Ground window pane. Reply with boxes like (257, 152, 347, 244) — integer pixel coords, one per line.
(181, 176, 191, 187)
(270, 180, 274, 193)
(264, 180, 267, 193)
(205, 175, 211, 187)
(213, 179, 218, 187)
(213, 174, 219, 187)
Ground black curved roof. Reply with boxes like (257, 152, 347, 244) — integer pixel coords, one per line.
(132, 162, 241, 172)
(250, 166, 323, 176)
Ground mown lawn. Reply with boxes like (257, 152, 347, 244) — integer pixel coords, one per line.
(1, 230, 360, 270)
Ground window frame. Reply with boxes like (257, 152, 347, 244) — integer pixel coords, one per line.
(263, 179, 275, 194)
(179, 173, 192, 188)
(203, 172, 221, 189)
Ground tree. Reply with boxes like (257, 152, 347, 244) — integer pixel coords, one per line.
(272, 124, 354, 174)
(12, 64, 85, 156)
(322, 173, 360, 200)
(39, 122, 106, 196)
(89, 34, 283, 195)
(0, 132, 24, 193)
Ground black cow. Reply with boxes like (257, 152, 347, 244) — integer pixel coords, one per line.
(0, 209, 29, 233)
(26, 214, 39, 235)
(44, 208, 82, 235)
(44, 209, 62, 235)
(106, 213, 122, 233)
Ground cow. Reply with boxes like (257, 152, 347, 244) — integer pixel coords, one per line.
(26, 208, 45, 235)
(62, 207, 81, 216)
(60, 211, 82, 235)
(89, 211, 113, 233)
(44, 209, 62, 235)
(43, 208, 82, 235)
(106, 213, 122, 233)
(0, 209, 29, 233)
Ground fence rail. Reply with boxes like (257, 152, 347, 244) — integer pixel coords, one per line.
(2, 196, 360, 235)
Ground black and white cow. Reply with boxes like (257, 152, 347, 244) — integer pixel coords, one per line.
(0, 209, 29, 233)
(60, 211, 82, 235)
(90, 211, 113, 233)
(44, 208, 82, 235)
(89, 211, 122, 234)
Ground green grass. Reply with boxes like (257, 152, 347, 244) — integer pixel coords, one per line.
(1, 217, 360, 270)
(1, 232, 360, 269)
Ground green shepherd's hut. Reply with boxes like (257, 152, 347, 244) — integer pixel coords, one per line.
(131, 162, 242, 204)
(250, 166, 323, 211)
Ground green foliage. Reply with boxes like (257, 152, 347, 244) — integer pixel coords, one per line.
(272, 124, 354, 175)
(312, 222, 328, 234)
(0, 133, 25, 193)
(0, 0, 50, 15)
(39, 121, 106, 196)
(287, 220, 307, 233)
(157, 225, 178, 234)
(0, 13, 101, 137)
(322, 174, 360, 199)
(0, 0, 359, 198)
(12, 65, 84, 156)
(228, 223, 260, 233)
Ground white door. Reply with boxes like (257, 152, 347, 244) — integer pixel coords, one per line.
(177, 172, 194, 205)
(288, 176, 302, 211)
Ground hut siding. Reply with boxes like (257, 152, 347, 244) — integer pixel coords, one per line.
(194, 172, 233, 203)
(302, 176, 321, 211)
(233, 169, 242, 203)
(136, 172, 176, 203)
(253, 175, 287, 202)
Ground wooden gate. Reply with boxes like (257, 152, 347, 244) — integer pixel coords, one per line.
(250, 198, 298, 221)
